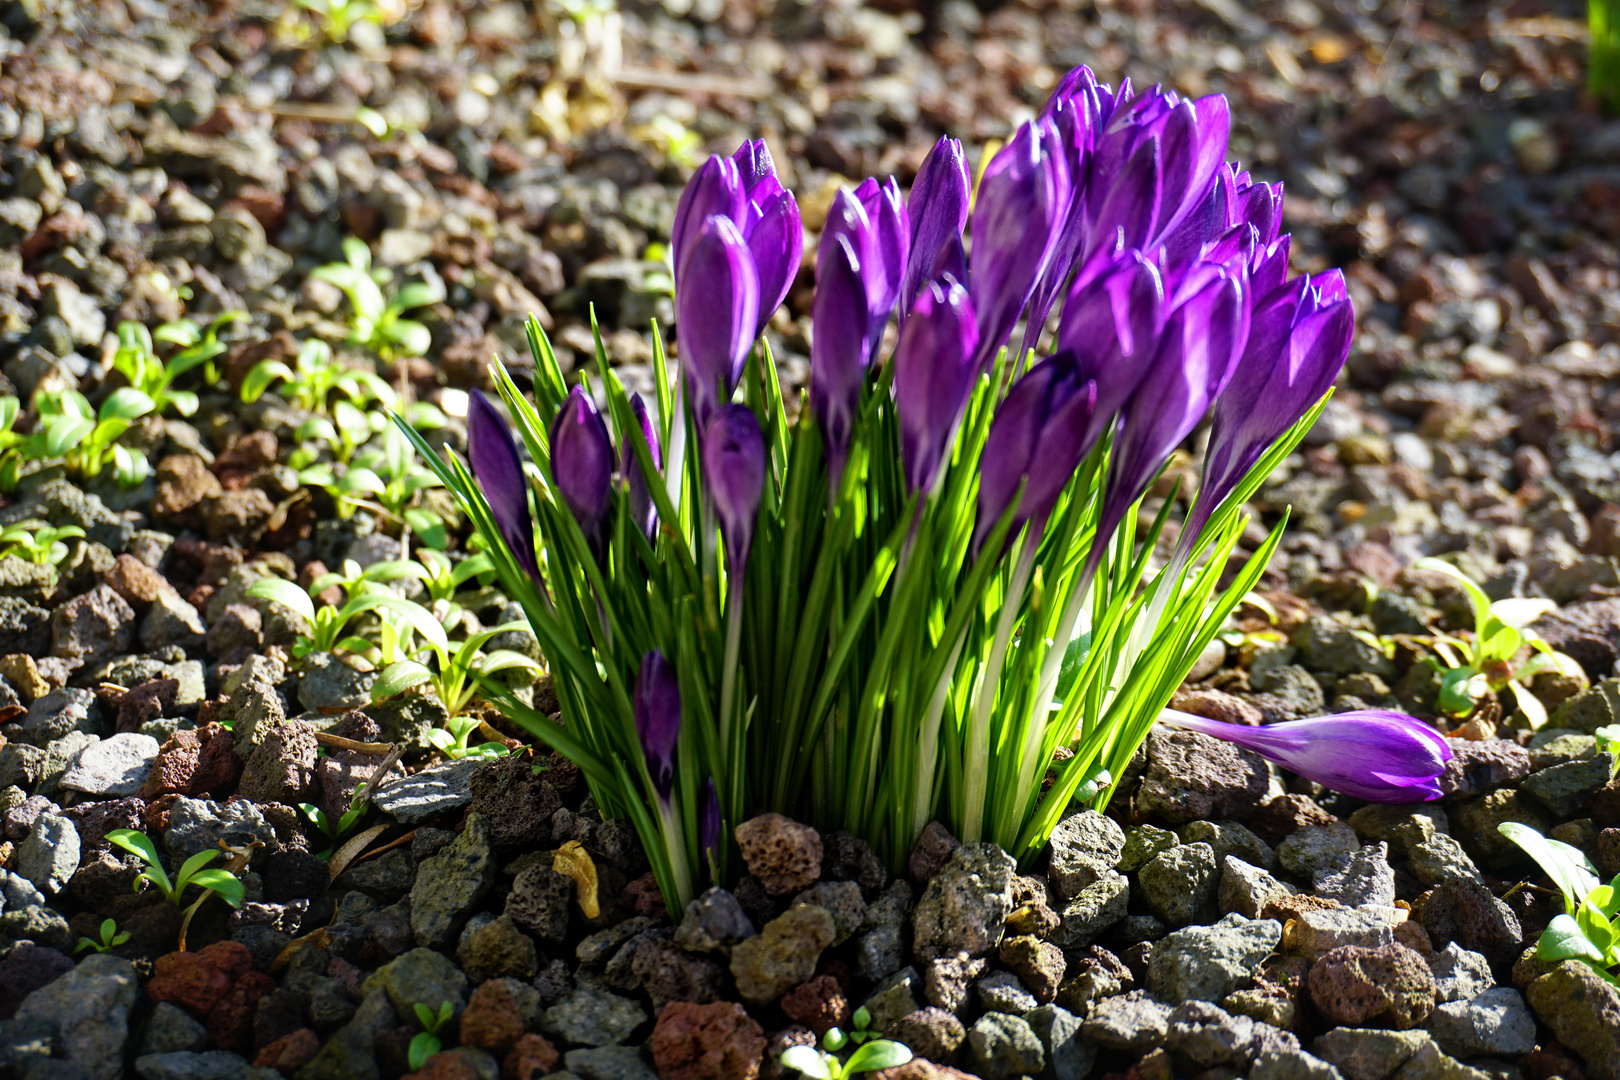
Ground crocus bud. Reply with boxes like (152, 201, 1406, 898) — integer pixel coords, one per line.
(671, 156, 745, 278)
(969, 118, 1071, 371)
(1057, 251, 1165, 443)
(854, 176, 909, 354)
(634, 650, 681, 804)
(625, 393, 662, 542)
(1159, 708, 1453, 803)
(1101, 266, 1247, 527)
(1190, 271, 1351, 537)
(744, 187, 803, 340)
(677, 216, 760, 431)
(902, 136, 970, 320)
(974, 356, 1099, 551)
(703, 405, 766, 582)
(811, 234, 869, 490)
(732, 138, 776, 195)
(894, 275, 980, 497)
(550, 386, 615, 555)
(467, 390, 541, 584)
(1019, 101, 1099, 359)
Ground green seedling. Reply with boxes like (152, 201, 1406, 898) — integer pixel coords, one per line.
(373, 618, 542, 733)
(107, 829, 245, 909)
(152, 311, 248, 388)
(1596, 725, 1620, 777)
(0, 519, 84, 576)
(298, 0, 384, 44)
(242, 337, 395, 415)
(410, 547, 495, 605)
(311, 238, 442, 360)
(248, 574, 449, 662)
(409, 1001, 455, 1071)
(780, 1008, 912, 1080)
(1414, 558, 1584, 728)
(300, 789, 370, 859)
(74, 918, 130, 955)
(111, 320, 215, 418)
(0, 396, 29, 491)
(29, 388, 153, 487)
(1499, 821, 1620, 988)
(347, 421, 448, 546)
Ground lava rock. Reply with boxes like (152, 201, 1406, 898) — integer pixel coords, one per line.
(1046, 810, 1126, 900)
(13, 953, 138, 1080)
(410, 813, 497, 948)
(911, 844, 1017, 961)
(1525, 960, 1620, 1080)
(734, 814, 822, 896)
(541, 985, 647, 1047)
(1308, 944, 1436, 1029)
(731, 905, 836, 1006)
(966, 1012, 1044, 1080)
(1135, 728, 1270, 824)
(1138, 842, 1219, 927)
(1148, 914, 1283, 1004)
(648, 1001, 765, 1080)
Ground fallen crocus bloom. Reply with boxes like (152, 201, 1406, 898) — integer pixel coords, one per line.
(1158, 707, 1453, 803)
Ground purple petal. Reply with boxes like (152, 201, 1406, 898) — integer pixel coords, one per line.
(672, 156, 745, 279)
(732, 138, 777, 195)
(974, 356, 1098, 550)
(903, 136, 971, 320)
(745, 189, 803, 339)
(703, 404, 767, 580)
(550, 386, 615, 554)
(467, 389, 541, 584)
(895, 275, 980, 496)
(677, 216, 760, 431)
(625, 392, 661, 542)
(810, 234, 869, 489)
(634, 649, 682, 804)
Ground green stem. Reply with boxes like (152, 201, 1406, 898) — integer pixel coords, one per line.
(960, 536, 1038, 844)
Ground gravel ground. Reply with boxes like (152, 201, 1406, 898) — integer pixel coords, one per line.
(0, 1, 1619, 1079)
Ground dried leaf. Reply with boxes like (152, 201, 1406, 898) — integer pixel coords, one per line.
(271, 927, 333, 972)
(328, 824, 389, 883)
(553, 840, 599, 919)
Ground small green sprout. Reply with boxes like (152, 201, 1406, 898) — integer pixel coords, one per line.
(1414, 558, 1584, 728)
(1499, 822, 1620, 989)
(372, 618, 542, 736)
(152, 311, 248, 388)
(74, 918, 130, 955)
(347, 422, 448, 546)
(249, 573, 448, 662)
(242, 337, 395, 415)
(300, 788, 370, 859)
(1596, 724, 1620, 777)
(28, 388, 153, 487)
(111, 320, 218, 418)
(0, 397, 29, 491)
(106, 830, 245, 909)
(0, 520, 84, 578)
(409, 1001, 455, 1071)
(311, 238, 442, 360)
(297, 0, 384, 44)
(780, 1008, 912, 1080)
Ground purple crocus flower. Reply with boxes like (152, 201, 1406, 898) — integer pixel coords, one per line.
(823, 184, 907, 361)
(633, 649, 681, 804)
(625, 392, 662, 542)
(671, 155, 745, 278)
(855, 176, 909, 353)
(1182, 269, 1352, 543)
(1159, 708, 1453, 803)
(974, 355, 1098, 551)
(894, 274, 980, 497)
(1056, 250, 1166, 440)
(703, 405, 767, 581)
(1099, 264, 1248, 533)
(902, 136, 970, 320)
(550, 386, 615, 555)
(677, 216, 760, 431)
(467, 389, 540, 584)
(810, 233, 869, 490)
(674, 144, 801, 342)
(969, 118, 1070, 371)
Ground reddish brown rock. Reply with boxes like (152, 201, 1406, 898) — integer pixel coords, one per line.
(908, 822, 960, 885)
(253, 1028, 320, 1072)
(209, 970, 274, 1052)
(215, 431, 278, 490)
(147, 941, 254, 1018)
(1307, 943, 1436, 1029)
(103, 554, 177, 606)
(1134, 728, 1269, 825)
(1167, 687, 1265, 727)
(870, 1063, 979, 1080)
(458, 979, 525, 1056)
(502, 1033, 561, 1080)
(404, 1048, 491, 1080)
(143, 722, 241, 798)
(116, 678, 178, 734)
(1250, 794, 1339, 846)
(650, 1001, 767, 1080)
(154, 454, 224, 526)
(622, 871, 666, 918)
(780, 974, 849, 1036)
(735, 814, 822, 896)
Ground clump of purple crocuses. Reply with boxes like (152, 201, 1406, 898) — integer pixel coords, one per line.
(405, 67, 1446, 916)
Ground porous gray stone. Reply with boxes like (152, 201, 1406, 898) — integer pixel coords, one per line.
(1147, 913, 1283, 1004)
